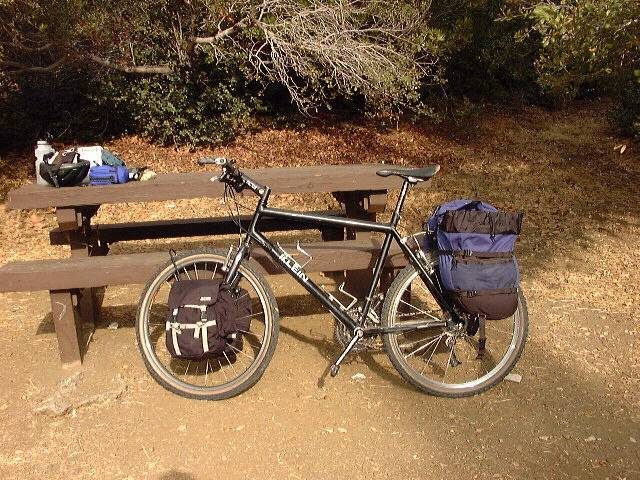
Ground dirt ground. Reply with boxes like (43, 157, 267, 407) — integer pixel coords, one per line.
(0, 101, 639, 480)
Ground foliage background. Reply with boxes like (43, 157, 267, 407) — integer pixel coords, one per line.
(0, 0, 638, 150)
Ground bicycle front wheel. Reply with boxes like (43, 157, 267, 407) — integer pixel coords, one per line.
(136, 248, 279, 400)
(382, 263, 528, 397)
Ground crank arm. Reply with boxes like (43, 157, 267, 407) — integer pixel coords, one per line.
(330, 328, 364, 377)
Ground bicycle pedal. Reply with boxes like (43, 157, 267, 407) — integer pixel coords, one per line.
(329, 364, 340, 377)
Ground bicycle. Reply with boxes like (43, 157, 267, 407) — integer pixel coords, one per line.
(136, 158, 528, 400)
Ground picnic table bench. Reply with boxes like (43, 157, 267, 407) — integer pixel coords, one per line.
(0, 163, 425, 368)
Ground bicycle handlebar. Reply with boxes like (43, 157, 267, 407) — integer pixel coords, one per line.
(198, 156, 239, 181)
(197, 157, 266, 196)
(197, 157, 230, 167)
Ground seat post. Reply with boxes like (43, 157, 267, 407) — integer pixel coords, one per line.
(390, 179, 412, 227)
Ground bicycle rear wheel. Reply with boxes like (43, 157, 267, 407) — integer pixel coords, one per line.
(382, 263, 528, 397)
(136, 248, 279, 400)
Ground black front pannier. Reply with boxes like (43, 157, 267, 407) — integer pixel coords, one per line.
(165, 279, 251, 360)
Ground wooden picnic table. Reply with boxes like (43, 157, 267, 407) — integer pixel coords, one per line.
(1, 163, 426, 368)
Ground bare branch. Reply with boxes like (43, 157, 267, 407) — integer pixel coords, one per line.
(243, 0, 433, 111)
(0, 40, 53, 52)
(0, 60, 29, 69)
(1, 53, 173, 75)
(1, 57, 68, 74)
(87, 55, 173, 74)
(192, 17, 251, 44)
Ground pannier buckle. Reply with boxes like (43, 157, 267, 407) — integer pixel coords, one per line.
(166, 321, 182, 334)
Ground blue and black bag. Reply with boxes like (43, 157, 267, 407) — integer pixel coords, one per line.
(88, 165, 129, 186)
(424, 200, 522, 320)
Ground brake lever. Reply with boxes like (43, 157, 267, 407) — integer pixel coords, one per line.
(208, 165, 227, 183)
(200, 157, 241, 190)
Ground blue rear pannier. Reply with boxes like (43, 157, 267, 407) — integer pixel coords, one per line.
(424, 200, 522, 319)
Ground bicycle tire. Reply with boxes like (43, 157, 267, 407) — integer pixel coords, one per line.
(382, 263, 528, 397)
(136, 248, 279, 400)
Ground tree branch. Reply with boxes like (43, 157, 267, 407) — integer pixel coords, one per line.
(87, 55, 173, 74)
(1, 57, 68, 74)
(191, 17, 251, 44)
(243, 0, 432, 111)
(0, 59, 29, 69)
(1, 53, 174, 75)
(0, 40, 53, 52)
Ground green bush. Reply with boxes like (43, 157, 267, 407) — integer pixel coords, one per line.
(519, 0, 640, 136)
(0, 68, 107, 151)
(517, 1, 638, 103)
(431, 0, 540, 102)
(97, 63, 265, 146)
(609, 72, 640, 140)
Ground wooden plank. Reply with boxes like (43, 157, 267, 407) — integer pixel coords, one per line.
(0, 240, 408, 292)
(49, 290, 82, 367)
(7, 164, 433, 210)
(62, 206, 101, 329)
(49, 210, 346, 245)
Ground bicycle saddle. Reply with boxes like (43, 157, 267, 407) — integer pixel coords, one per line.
(376, 165, 440, 181)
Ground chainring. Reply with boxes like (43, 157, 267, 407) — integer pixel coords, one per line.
(333, 301, 385, 353)
(333, 319, 381, 352)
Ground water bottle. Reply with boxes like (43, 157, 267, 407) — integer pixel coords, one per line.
(34, 140, 55, 185)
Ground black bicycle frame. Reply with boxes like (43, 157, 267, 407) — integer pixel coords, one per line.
(223, 174, 456, 337)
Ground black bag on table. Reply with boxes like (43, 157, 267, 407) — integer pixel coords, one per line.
(39, 149, 90, 187)
(165, 279, 251, 360)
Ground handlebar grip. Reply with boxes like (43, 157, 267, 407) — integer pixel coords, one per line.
(197, 157, 229, 166)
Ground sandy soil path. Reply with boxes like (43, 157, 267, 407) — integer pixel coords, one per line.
(0, 102, 638, 479)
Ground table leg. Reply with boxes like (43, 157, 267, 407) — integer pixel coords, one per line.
(49, 290, 82, 368)
(343, 206, 377, 300)
(332, 191, 394, 302)
(320, 222, 346, 284)
(71, 241, 98, 329)
(66, 210, 102, 329)
(52, 207, 103, 366)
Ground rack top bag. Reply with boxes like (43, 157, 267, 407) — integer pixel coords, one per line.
(165, 279, 251, 361)
(424, 200, 523, 320)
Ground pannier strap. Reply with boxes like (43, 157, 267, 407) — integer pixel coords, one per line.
(438, 250, 513, 259)
(451, 288, 518, 297)
(166, 318, 218, 355)
(166, 321, 182, 356)
(477, 316, 486, 359)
